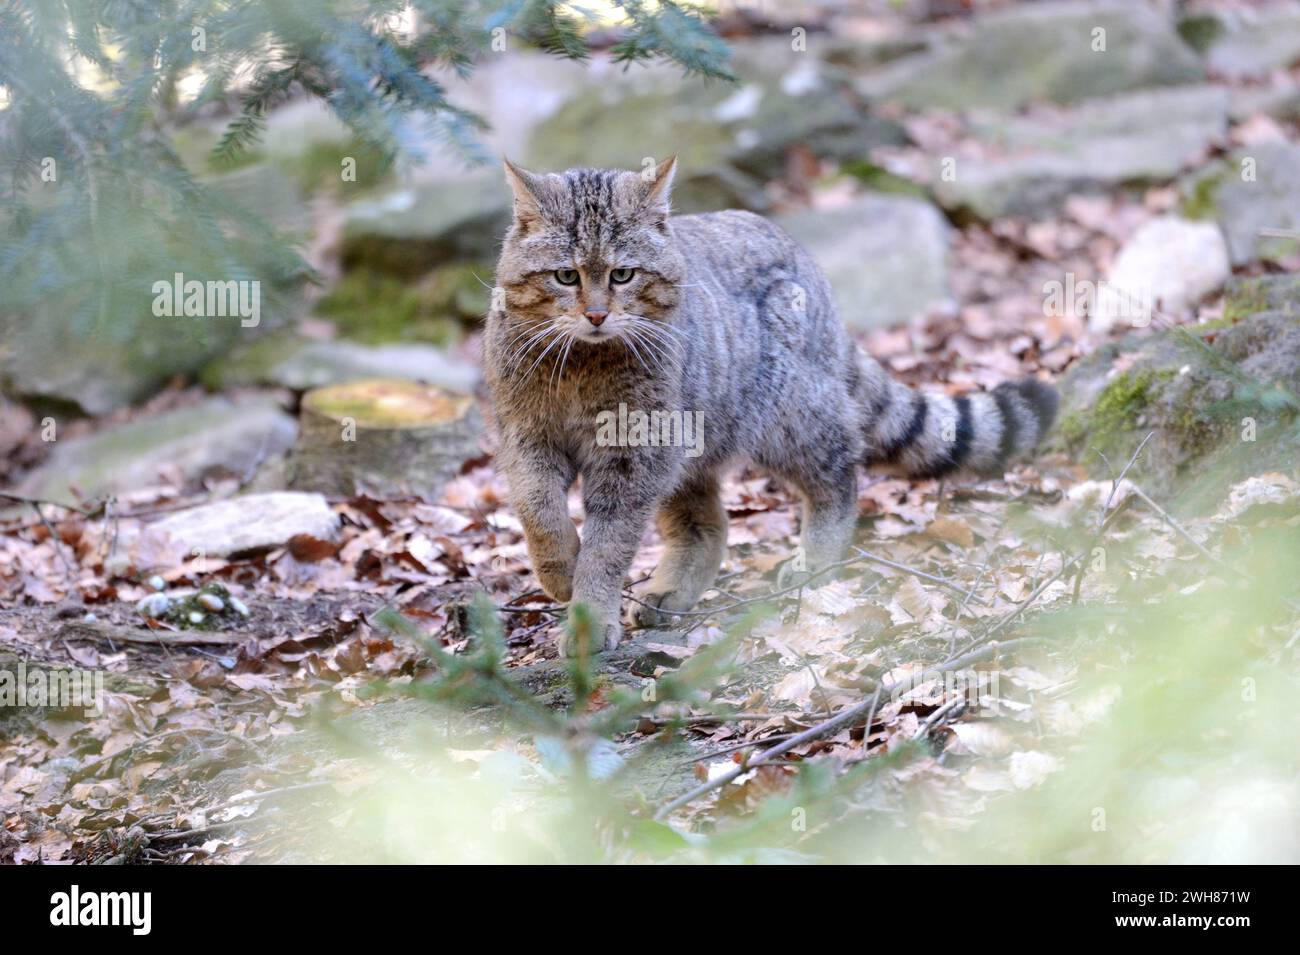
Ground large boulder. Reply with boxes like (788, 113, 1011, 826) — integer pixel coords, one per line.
(14, 395, 297, 508)
(1053, 276, 1300, 506)
(524, 37, 906, 214)
(777, 194, 951, 329)
(1181, 141, 1300, 266)
(936, 85, 1227, 221)
(203, 337, 478, 394)
(859, 1, 1203, 112)
(340, 174, 511, 278)
(1204, 4, 1300, 79)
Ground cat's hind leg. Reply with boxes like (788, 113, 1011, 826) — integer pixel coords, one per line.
(770, 458, 858, 588)
(629, 473, 728, 629)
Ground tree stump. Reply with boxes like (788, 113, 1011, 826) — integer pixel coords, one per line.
(287, 378, 482, 500)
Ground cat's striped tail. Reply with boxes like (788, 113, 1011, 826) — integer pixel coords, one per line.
(860, 366, 1057, 480)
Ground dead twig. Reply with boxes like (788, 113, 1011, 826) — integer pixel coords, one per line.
(653, 637, 1039, 820)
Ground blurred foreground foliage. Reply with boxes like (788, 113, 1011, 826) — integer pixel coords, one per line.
(0, 0, 730, 349)
(270, 524, 1298, 864)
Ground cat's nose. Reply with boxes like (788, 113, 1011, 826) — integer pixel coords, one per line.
(584, 309, 608, 327)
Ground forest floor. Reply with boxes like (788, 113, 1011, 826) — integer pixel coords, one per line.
(6, 32, 1300, 857)
(5, 211, 1293, 861)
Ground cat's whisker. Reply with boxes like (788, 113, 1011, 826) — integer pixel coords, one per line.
(550, 334, 577, 391)
(500, 321, 551, 362)
(520, 327, 570, 380)
(628, 326, 676, 376)
(627, 318, 683, 361)
(627, 328, 673, 371)
(632, 321, 683, 353)
(620, 333, 654, 376)
(503, 320, 563, 369)
(627, 313, 685, 345)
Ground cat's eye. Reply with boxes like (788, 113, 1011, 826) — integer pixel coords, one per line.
(610, 268, 636, 284)
(554, 269, 580, 286)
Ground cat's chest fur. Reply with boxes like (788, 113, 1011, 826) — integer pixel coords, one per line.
(490, 325, 681, 461)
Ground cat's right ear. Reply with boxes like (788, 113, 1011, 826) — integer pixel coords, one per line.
(503, 158, 547, 230)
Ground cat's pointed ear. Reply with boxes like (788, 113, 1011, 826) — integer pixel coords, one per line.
(641, 154, 677, 216)
(503, 158, 547, 228)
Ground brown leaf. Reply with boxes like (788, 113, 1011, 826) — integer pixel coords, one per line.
(287, 534, 340, 562)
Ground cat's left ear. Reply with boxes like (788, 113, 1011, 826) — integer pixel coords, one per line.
(640, 155, 677, 216)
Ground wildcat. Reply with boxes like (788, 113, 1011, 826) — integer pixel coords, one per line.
(484, 157, 1057, 655)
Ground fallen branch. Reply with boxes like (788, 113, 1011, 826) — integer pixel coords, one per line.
(1126, 483, 1237, 576)
(56, 620, 248, 646)
(653, 637, 1040, 820)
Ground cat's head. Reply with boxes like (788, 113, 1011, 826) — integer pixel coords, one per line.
(493, 158, 684, 349)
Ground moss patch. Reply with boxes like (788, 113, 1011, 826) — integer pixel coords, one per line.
(1079, 369, 1156, 453)
(1181, 168, 1224, 222)
(315, 271, 464, 346)
(840, 160, 929, 200)
(1176, 14, 1224, 54)
(1223, 278, 1272, 324)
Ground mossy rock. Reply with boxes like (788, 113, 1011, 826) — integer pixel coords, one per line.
(1179, 142, 1300, 266)
(200, 335, 478, 395)
(1223, 275, 1300, 322)
(315, 270, 468, 346)
(340, 176, 510, 277)
(1053, 284, 1300, 512)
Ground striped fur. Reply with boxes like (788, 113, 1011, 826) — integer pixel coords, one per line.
(484, 160, 1057, 654)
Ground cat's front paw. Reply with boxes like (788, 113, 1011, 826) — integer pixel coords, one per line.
(558, 611, 622, 657)
(535, 560, 575, 603)
(532, 526, 580, 602)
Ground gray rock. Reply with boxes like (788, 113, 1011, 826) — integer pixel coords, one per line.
(1054, 278, 1300, 505)
(1228, 83, 1300, 124)
(139, 492, 340, 559)
(937, 85, 1228, 220)
(274, 341, 478, 393)
(1206, 5, 1300, 79)
(859, 1, 1204, 112)
(16, 396, 297, 507)
(340, 174, 511, 276)
(207, 337, 478, 394)
(777, 194, 951, 329)
(1181, 141, 1300, 266)
(525, 37, 905, 212)
(2, 304, 268, 418)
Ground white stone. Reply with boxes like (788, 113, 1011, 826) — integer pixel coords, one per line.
(1093, 217, 1230, 333)
(140, 492, 340, 560)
